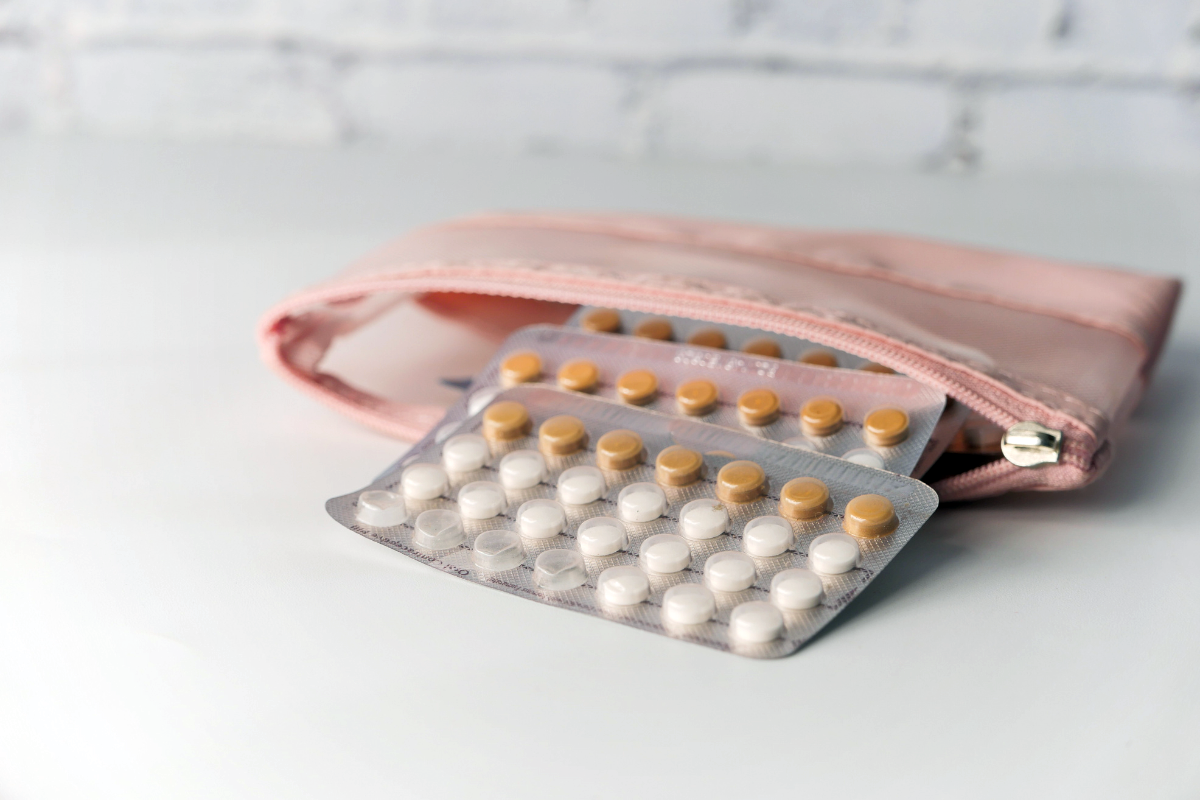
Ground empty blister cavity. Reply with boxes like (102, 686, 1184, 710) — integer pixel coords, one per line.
(412, 508, 466, 550)
(557, 466, 606, 506)
(576, 517, 628, 556)
(356, 490, 407, 528)
(770, 569, 824, 610)
(678, 499, 729, 540)
(473, 528, 526, 571)
(662, 584, 716, 625)
(742, 515, 794, 557)
(533, 549, 587, 591)
(704, 551, 758, 592)
(639, 534, 692, 574)
(442, 433, 490, 473)
(457, 481, 507, 520)
(729, 601, 784, 643)
(516, 498, 568, 539)
(401, 463, 449, 500)
(807, 533, 861, 575)
(597, 565, 650, 606)
(498, 449, 547, 490)
(618, 482, 667, 522)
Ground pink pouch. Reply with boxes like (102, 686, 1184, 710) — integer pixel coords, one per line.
(257, 213, 1182, 501)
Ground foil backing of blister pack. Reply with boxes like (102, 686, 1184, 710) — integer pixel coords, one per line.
(327, 387, 939, 659)
(464, 325, 946, 478)
(567, 306, 870, 368)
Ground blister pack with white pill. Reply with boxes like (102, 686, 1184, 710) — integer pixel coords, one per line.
(327, 386, 938, 658)
(464, 325, 947, 478)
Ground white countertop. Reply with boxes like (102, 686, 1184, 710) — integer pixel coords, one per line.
(2, 138, 1198, 799)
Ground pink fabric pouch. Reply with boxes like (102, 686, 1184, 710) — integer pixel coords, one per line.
(257, 213, 1182, 501)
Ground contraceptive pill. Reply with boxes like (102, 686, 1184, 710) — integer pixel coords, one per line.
(595, 429, 644, 470)
(863, 407, 910, 447)
(800, 397, 844, 437)
(401, 463, 450, 500)
(662, 584, 716, 625)
(729, 602, 784, 643)
(798, 348, 838, 368)
(770, 568, 824, 609)
(778, 477, 831, 521)
(654, 445, 704, 486)
(500, 351, 542, 386)
(742, 515, 794, 556)
(633, 317, 674, 340)
(715, 460, 766, 504)
(737, 388, 781, 426)
(557, 359, 600, 393)
(616, 369, 659, 405)
(516, 498, 568, 538)
(843, 494, 899, 539)
(556, 465, 606, 505)
(580, 308, 622, 333)
(355, 490, 407, 527)
(482, 400, 532, 441)
(617, 482, 667, 522)
(860, 362, 895, 374)
(497, 449, 547, 489)
(678, 499, 729, 540)
(675, 379, 719, 416)
(639, 534, 692, 574)
(538, 414, 588, 455)
(807, 533, 861, 574)
(597, 566, 650, 606)
(742, 337, 782, 358)
(704, 551, 757, 592)
(442, 433, 490, 472)
(687, 328, 727, 348)
(576, 517, 628, 556)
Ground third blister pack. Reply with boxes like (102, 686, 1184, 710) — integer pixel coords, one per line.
(327, 386, 939, 658)
(464, 325, 947, 478)
(567, 306, 884, 370)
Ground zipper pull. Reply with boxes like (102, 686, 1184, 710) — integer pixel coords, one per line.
(1001, 421, 1063, 467)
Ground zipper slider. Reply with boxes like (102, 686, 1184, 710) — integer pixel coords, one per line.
(1001, 421, 1063, 467)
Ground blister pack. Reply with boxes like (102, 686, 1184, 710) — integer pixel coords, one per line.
(327, 386, 939, 658)
(567, 306, 878, 370)
(464, 325, 947, 478)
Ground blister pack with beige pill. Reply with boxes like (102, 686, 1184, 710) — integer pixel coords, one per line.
(327, 386, 938, 658)
(569, 306, 884, 370)
(464, 324, 948, 478)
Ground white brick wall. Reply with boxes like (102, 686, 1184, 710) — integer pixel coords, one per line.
(0, 0, 1198, 171)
